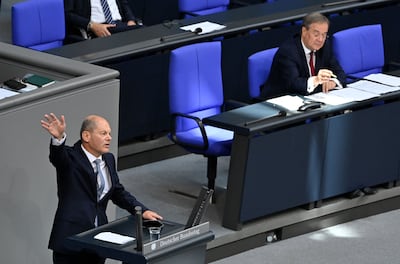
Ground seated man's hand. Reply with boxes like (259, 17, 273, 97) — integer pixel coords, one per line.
(321, 80, 337, 93)
(127, 20, 137, 26)
(316, 69, 334, 84)
(90, 22, 116, 37)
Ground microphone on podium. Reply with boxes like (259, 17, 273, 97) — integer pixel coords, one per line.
(135, 206, 143, 252)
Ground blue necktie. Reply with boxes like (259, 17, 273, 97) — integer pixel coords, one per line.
(100, 0, 114, 24)
(94, 159, 105, 201)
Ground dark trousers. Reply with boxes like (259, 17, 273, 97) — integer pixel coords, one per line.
(53, 251, 105, 264)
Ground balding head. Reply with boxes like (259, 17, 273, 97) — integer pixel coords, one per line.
(80, 115, 112, 157)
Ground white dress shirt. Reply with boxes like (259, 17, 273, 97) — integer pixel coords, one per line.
(90, 0, 122, 23)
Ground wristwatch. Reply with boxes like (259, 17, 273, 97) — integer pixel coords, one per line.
(87, 21, 93, 31)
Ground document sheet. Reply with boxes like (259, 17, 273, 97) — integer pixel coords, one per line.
(266, 95, 305, 111)
(363, 73, 400, 87)
(0, 87, 19, 99)
(180, 21, 226, 35)
(347, 80, 400, 94)
(94, 232, 136, 244)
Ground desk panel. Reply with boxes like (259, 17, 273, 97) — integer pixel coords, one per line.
(321, 101, 400, 199)
(239, 120, 326, 222)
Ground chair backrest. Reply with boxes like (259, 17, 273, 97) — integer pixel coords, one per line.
(332, 24, 384, 79)
(179, 0, 229, 17)
(169, 41, 224, 132)
(12, 0, 65, 51)
(248, 47, 278, 99)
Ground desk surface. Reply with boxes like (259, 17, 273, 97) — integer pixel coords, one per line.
(47, 0, 395, 64)
(204, 72, 400, 135)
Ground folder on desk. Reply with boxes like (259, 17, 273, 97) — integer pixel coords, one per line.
(23, 74, 55, 88)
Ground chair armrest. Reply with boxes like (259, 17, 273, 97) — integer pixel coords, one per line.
(170, 112, 209, 150)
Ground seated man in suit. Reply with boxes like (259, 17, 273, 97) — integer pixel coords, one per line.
(41, 113, 162, 264)
(64, 0, 142, 44)
(261, 12, 346, 99)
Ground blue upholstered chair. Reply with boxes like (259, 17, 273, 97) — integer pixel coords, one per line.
(168, 41, 233, 195)
(332, 24, 384, 80)
(179, 0, 230, 18)
(12, 0, 65, 51)
(248, 47, 278, 100)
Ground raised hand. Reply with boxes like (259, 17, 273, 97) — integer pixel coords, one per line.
(40, 113, 66, 140)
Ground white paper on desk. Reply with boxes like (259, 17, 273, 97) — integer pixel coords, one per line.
(20, 82, 39, 93)
(329, 87, 378, 101)
(180, 21, 226, 35)
(305, 92, 353, 105)
(348, 80, 400, 95)
(0, 87, 19, 99)
(94, 232, 135, 244)
(266, 95, 304, 111)
(363, 73, 400, 87)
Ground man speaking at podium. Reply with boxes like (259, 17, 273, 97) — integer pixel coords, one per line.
(41, 113, 162, 264)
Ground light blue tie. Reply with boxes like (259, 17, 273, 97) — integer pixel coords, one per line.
(94, 159, 105, 201)
(100, 0, 114, 24)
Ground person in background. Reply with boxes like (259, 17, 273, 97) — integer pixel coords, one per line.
(261, 12, 346, 99)
(64, 0, 141, 43)
(41, 113, 162, 264)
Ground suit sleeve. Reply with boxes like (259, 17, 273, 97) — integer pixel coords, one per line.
(106, 154, 149, 214)
(117, 0, 136, 22)
(64, 0, 91, 31)
(275, 48, 310, 95)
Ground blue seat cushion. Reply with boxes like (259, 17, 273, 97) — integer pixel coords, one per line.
(174, 126, 233, 156)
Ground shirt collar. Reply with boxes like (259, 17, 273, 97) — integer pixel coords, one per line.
(301, 40, 314, 55)
(81, 144, 102, 164)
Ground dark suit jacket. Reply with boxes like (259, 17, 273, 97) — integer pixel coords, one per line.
(261, 34, 346, 99)
(64, 0, 136, 40)
(48, 140, 147, 253)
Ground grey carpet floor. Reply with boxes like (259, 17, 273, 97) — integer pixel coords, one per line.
(210, 208, 400, 264)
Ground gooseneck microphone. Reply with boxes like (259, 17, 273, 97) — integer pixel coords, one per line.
(193, 27, 203, 34)
(135, 206, 143, 252)
(160, 27, 202, 42)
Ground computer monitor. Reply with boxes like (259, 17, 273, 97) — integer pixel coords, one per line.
(185, 186, 214, 229)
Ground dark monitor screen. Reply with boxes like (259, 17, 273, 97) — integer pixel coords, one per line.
(185, 186, 214, 229)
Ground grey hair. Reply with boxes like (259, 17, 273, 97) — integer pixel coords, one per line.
(302, 12, 330, 29)
(80, 115, 97, 140)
